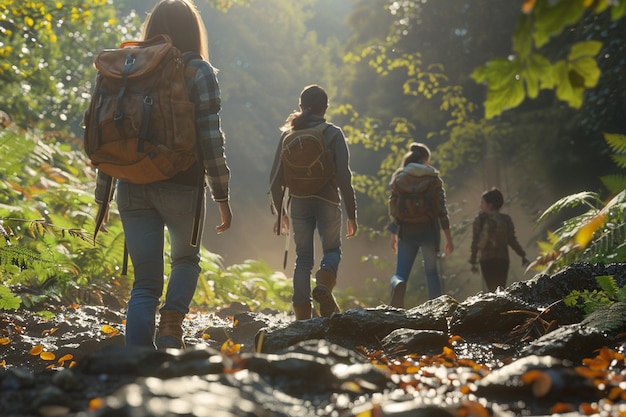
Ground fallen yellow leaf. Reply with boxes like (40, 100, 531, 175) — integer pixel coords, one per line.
(40, 351, 56, 361)
(30, 345, 44, 356)
(0, 337, 10, 345)
(101, 325, 117, 334)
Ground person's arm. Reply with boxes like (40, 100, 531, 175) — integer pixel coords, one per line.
(269, 132, 286, 215)
(331, 126, 357, 218)
(469, 215, 481, 273)
(507, 215, 529, 266)
(191, 61, 231, 233)
(191, 62, 230, 203)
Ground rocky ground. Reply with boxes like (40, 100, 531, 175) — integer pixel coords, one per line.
(1, 262, 626, 416)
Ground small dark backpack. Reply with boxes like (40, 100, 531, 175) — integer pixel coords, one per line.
(83, 34, 199, 184)
(280, 122, 335, 196)
(389, 171, 438, 223)
(478, 212, 509, 251)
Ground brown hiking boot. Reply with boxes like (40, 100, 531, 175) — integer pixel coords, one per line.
(312, 269, 340, 318)
(156, 309, 185, 349)
(292, 302, 312, 320)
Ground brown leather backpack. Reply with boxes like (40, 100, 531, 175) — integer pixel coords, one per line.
(280, 122, 335, 196)
(83, 35, 199, 184)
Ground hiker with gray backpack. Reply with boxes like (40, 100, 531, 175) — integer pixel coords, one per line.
(269, 85, 358, 320)
(84, 0, 232, 350)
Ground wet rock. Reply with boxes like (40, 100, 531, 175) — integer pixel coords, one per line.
(448, 291, 539, 342)
(520, 302, 626, 362)
(1, 367, 36, 390)
(381, 329, 449, 357)
(255, 317, 327, 353)
(474, 355, 599, 414)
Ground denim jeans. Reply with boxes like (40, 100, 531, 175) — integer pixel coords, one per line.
(391, 231, 442, 300)
(290, 197, 342, 305)
(116, 180, 205, 347)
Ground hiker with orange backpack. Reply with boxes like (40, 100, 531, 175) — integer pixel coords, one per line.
(269, 85, 358, 320)
(89, 0, 232, 349)
(387, 142, 453, 308)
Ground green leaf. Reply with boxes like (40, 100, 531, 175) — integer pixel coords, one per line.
(554, 60, 584, 108)
(523, 54, 554, 98)
(0, 286, 22, 310)
(532, 0, 586, 48)
(596, 275, 619, 299)
(611, 0, 626, 20)
(567, 40, 603, 61)
(512, 15, 534, 58)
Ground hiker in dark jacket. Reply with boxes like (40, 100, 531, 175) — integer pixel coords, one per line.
(388, 142, 453, 308)
(269, 84, 358, 320)
(469, 187, 529, 292)
(94, 0, 232, 350)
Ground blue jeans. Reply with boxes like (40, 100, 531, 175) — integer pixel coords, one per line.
(391, 231, 442, 300)
(290, 197, 342, 305)
(116, 180, 205, 347)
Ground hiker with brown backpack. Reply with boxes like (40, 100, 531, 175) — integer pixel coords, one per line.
(85, 0, 232, 349)
(387, 142, 453, 308)
(269, 85, 358, 320)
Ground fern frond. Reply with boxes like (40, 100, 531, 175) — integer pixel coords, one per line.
(582, 302, 626, 332)
(536, 192, 601, 224)
(600, 175, 626, 195)
(604, 132, 626, 154)
(596, 275, 619, 299)
(610, 155, 626, 169)
(0, 245, 50, 267)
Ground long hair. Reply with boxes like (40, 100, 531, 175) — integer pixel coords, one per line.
(281, 84, 328, 132)
(402, 142, 431, 167)
(142, 0, 210, 61)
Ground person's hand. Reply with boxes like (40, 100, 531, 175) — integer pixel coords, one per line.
(444, 240, 454, 255)
(274, 215, 290, 235)
(346, 218, 358, 238)
(216, 201, 232, 234)
(390, 233, 398, 254)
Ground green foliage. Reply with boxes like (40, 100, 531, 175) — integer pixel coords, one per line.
(564, 275, 626, 315)
(191, 252, 292, 311)
(532, 189, 626, 273)
(531, 129, 626, 274)
(0, 286, 21, 310)
(0, 126, 128, 306)
(472, 0, 623, 118)
(0, 0, 140, 131)
(601, 133, 626, 194)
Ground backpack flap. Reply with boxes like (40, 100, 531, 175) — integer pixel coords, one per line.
(94, 38, 174, 80)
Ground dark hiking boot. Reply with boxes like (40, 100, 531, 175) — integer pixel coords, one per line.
(156, 309, 185, 349)
(390, 281, 406, 309)
(312, 269, 340, 318)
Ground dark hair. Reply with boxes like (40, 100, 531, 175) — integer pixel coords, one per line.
(281, 84, 328, 131)
(482, 187, 504, 210)
(401, 142, 431, 167)
(142, 0, 209, 60)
